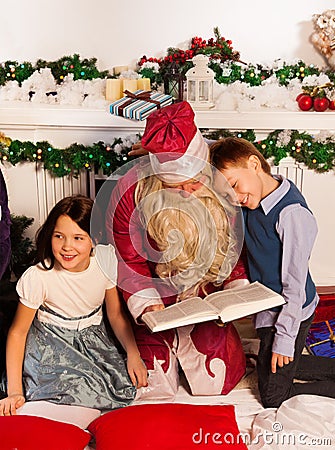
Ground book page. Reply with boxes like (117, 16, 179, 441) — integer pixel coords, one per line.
(142, 297, 218, 331)
(206, 282, 285, 322)
(142, 282, 285, 331)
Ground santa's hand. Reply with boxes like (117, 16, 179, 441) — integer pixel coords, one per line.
(142, 304, 165, 314)
(128, 141, 149, 157)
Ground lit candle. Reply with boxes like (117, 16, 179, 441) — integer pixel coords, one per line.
(105, 79, 123, 101)
(122, 79, 138, 95)
(137, 78, 151, 91)
(113, 65, 129, 76)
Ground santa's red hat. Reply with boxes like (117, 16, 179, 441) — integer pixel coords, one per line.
(141, 101, 209, 184)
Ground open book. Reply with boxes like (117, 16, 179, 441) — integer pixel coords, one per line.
(142, 281, 286, 332)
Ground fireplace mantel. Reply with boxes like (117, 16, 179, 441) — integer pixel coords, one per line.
(1, 102, 334, 286)
(1, 102, 335, 137)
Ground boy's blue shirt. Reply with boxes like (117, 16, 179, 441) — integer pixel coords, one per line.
(244, 175, 318, 357)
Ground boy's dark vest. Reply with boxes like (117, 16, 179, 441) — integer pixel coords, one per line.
(243, 180, 316, 310)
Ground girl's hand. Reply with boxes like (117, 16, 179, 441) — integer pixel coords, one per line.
(271, 352, 294, 373)
(0, 394, 25, 416)
(127, 352, 148, 389)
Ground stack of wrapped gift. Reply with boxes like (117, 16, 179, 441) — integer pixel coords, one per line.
(306, 318, 335, 358)
(110, 90, 173, 121)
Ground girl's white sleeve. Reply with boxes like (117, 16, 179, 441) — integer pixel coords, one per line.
(95, 244, 118, 289)
(16, 265, 46, 309)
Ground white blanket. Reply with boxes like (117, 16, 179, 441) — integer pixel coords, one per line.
(16, 333, 335, 449)
(249, 395, 335, 449)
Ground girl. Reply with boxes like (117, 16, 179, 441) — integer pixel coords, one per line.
(0, 195, 147, 416)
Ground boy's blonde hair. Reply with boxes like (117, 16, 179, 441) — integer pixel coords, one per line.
(210, 137, 271, 174)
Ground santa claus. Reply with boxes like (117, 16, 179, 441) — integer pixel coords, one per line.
(104, 101, 249, 400)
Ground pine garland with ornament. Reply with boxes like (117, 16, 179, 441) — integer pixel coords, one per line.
(203, 129, 335, 172)
(136, 27, 335, 89)
(0, 132, 139, 177)
(137, 27, 242, 88)
(0, 54, 108, 85)
(1, 129, 335, 176)
(1, 28, 335, 91)
(1, 27, 335, 173)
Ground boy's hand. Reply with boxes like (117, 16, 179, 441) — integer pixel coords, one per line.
(271, 353, 294, 373)
(0, 394, 25, 416)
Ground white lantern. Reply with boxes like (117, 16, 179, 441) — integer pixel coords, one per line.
(185, 54, 215, 110)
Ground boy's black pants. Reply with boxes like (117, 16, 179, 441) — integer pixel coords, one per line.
(257, 313, 335, 408)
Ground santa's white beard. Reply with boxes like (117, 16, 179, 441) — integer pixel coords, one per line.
(138, 184, 234, 297)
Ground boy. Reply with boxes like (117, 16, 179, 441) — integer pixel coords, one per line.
(211, 137, 335, 408)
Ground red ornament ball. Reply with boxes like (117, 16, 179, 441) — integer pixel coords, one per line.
(297, 94, 313, 111)
(313, 97, 329, 112)
(296, 93, 305, 102)
(329, 99, 335, 110)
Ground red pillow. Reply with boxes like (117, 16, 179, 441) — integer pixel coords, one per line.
(88, 403, 248, 450)
(0, 415, 91, 450)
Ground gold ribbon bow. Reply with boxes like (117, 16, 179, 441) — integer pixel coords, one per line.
(303, 83, 333, 97)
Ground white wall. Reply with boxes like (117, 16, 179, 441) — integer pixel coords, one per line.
(1, 2, 335, 286)
(1, 1, 335, 71)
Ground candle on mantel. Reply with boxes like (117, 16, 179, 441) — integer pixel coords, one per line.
(137, 78, 151, 91)
(113, 65, 128, 76)
(122, 79, 138, 95)
(105, 79, 123, 101)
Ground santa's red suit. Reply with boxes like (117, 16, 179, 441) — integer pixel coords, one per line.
(106, 165, 248, 400)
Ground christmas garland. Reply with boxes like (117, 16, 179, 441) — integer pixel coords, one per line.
(1, 28, 335, 90)
(0, 54, 109, 85)
(203, 129, 335, 172)
(137, 27, 335, 88)
(1, 129, 334, 177)
(0, 132, 139, 177)
(1, 28, 334, 174)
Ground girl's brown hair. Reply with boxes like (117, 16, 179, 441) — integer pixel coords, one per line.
(35, 195, 93, 270)
(210, 137, 271, 174)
